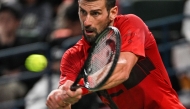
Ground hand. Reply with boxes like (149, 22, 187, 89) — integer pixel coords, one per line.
(60, 80, 83, 104)
(46, 80, 83, 109)
(46, 89, 71, 109)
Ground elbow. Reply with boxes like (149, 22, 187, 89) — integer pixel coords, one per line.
(123, 73, 130, 81)
(117, 74, 129, 84)
(119, 69, 130, 82)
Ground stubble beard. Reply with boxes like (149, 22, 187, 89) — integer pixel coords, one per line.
(82, 28, 97, 45)
(83, 19, 112, 45)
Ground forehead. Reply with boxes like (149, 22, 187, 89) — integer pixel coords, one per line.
(78, 0, 106, 10)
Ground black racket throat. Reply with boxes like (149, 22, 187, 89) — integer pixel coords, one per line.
(70, 68, 90, 91)
(70, 26, 121, 91)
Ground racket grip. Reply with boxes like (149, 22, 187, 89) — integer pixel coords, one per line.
(70, 86, 77, 91)
(70, 84, 85, 91)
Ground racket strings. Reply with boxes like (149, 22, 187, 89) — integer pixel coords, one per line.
(89, 31, 117, 75)
(71, 26, 121, 90)
(86, 31, 118, 88)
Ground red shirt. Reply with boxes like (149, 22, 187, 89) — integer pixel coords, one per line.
(60, 14, 185, 109)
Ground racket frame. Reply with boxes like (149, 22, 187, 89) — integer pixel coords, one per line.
(70, 26, 121, 91)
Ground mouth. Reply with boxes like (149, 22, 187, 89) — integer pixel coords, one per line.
(85, 29, 94, 36)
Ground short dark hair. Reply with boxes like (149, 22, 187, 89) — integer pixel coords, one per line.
(0, 5, 21, 20)
(80, 0, 116, 11)
(105, 0, 116, 11)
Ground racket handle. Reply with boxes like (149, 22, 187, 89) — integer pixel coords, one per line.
(70, 85, 83, 91)
(70, 86, 77, 91)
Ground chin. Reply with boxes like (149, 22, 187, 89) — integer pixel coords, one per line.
(84, 36, 95, 44)
(86, 38, 95, 44)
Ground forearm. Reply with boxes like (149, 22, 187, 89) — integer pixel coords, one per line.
(98, 61, 129, 90)
(96, 52, 138, 91)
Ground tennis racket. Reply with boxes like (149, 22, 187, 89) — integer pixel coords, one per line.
(70, 26, 121, 91)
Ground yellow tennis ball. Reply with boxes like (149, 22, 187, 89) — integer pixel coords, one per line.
(25, 54, 48, 72)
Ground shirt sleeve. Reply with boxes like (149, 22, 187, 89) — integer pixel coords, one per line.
(116, 14, 146, 57)
(59, 48, 84, 86)
(59, 38, 90, 87)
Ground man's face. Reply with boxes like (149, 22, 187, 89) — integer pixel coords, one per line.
(0, 11, 19, 34)
(78, 0, 112, 44)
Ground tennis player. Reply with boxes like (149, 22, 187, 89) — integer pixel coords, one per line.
(46, 0, 186, 109)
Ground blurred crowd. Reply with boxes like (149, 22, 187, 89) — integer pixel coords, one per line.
(0, 0, 189, 109)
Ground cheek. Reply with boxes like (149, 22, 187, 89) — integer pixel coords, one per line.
(96, 20, 109, 33)
(79, 15, 84, 23)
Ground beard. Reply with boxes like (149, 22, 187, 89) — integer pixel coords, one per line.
(83, 19, 111, 45)
(82, 27, 98, 45)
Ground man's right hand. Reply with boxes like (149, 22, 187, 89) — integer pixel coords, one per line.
(46, 80, 83, 109)
(46, 89, 71, 109)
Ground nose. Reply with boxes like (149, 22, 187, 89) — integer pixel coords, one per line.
(83, 15, 92, 27)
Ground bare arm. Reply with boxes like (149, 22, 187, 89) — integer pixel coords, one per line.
(46, 80, 82, 109)
(98, 52, 138, 90)
(46, 52, 138, 108)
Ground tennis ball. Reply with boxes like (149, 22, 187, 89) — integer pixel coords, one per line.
(25, 54, 48, 72)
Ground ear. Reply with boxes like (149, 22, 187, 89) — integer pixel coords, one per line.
(109, 6, 118, 21)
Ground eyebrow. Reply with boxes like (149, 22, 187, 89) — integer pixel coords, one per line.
(79, 6, 102, 12)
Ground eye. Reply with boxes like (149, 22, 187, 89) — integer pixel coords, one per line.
(80, 9, 87, 16)
(91, 12, 100, 16)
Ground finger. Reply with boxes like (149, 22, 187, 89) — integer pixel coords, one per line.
(57, 106, 68, 109)
(67, 88, 82, 98)
(58, 100, 70, 107)
(47, 100, 66, 109)
(60, 104, 71, 109)
(47, 90, 66, 109)
(46, 102, 53, 109)
(59, 80, 81, 104)
(64, 98, 78, 105)
(63, 104, 71, 109)
(64, 89, 82, 104)
(62, 102, 70, 107)
(46, 94, 56, 109)
(46, 100, 59, 109)
(46, 96, 60, 109)
(61, 93, 79, 104)
(54, 103, 70, 109)
(60, 80, 74, 91)
(56, 90, 74, 107)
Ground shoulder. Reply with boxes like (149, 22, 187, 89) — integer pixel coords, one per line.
(62, 37, 90, 59)
(116, 14, 141, 20)
(114, 14, 145, 26)
(114, 14, 147, 31)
